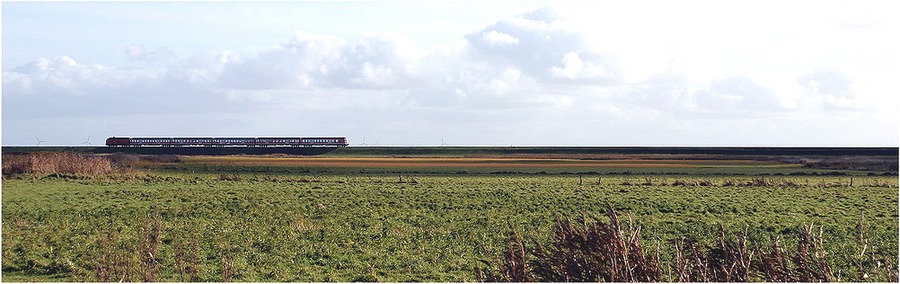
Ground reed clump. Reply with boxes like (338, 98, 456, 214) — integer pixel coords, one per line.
(476, 205, 898, 282)
(477, 203, 662, 282)
(2, 152, 114, 177)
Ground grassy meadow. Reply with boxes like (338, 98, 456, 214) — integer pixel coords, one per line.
(1, 152, 897, 282)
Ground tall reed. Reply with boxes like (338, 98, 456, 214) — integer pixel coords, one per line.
(2, 152, 114, 177)
(477, 206, 897, 282)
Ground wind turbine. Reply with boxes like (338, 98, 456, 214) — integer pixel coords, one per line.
(359, 137, 369, 146)
(80, 135, 92, 145)
(35, 137, 47, 146)
(440, 137, 449, 147)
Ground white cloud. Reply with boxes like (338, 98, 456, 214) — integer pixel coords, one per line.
(549, 52, 610, 80)
(797, 69, 864, 110)
(481, 30, 519, 46)
(2, 4, 897, 146)
(214, 30, 424, 90)
(4, 56, 163, 97)
(464, 7, 619, 84)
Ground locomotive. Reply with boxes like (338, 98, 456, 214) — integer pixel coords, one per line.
(106, 137, 349, 147)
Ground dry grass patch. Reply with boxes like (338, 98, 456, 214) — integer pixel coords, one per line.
(3, 152, 114, 177)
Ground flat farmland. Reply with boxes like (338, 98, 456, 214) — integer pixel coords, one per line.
(170, 155, 836, 177)
(2, 152, 897, 282)
(181, 156, 793, 168)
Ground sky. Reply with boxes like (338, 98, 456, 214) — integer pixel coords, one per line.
(2, 1, 898, 146)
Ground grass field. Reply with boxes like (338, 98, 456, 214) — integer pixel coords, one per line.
(2, 153, 897, 282)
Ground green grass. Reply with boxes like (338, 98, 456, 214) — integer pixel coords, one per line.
(3, 165, 897, 282)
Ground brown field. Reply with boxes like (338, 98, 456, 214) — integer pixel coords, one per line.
(180, 156, 794, 169)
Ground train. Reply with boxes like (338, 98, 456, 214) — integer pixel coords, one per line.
(106, 137, 349, 148)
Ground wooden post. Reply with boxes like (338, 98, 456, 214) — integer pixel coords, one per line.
(579, 175, 583, 186)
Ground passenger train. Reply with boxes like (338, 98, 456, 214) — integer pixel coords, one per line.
(106, 137, 349, 147)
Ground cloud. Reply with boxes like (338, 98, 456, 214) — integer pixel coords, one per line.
(697, 77, 785, 113)
(622, 72, 791, 119)
(124, 45, 176, 63)
(2, 6, 895, 146)
(217, 30, 422, 90)
(4, 56, 162, 97)
(797, 68, 862, 110)
(464, 7, 619, 84)
(481, 30, 519, 46)
(548, 51, 611, 80)
(163, 50, 238, 89)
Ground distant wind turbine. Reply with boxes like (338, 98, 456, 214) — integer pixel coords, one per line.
(359, 137, 369, 146)
(440, 137, 449, 147)
(80, 135, 92, 145)
(35, 137, 47, 146)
